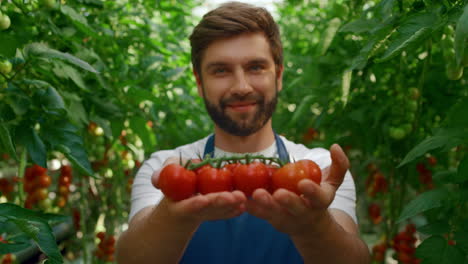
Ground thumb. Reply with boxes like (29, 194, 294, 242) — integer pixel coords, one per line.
(326, 144, 349, 190)
(151, 169, 161, 188)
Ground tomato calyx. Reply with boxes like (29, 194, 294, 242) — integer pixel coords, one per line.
(186, 154, 285, 171)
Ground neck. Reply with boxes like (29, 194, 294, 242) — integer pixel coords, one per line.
(214, 120, 275, 153)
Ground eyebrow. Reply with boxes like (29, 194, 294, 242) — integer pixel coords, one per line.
(204, 58, 271, 71)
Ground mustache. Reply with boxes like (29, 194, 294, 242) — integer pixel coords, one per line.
(221, 94, 264, 107)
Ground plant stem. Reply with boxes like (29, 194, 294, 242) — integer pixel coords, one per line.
(187, 155, 284, 170)
(17, 149, 27, 205)
(79, 176, 90, 264)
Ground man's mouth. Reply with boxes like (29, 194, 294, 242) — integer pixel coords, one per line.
(226, 101, 257, 112)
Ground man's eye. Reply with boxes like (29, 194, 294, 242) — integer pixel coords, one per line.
(214, 68, 226, 74)
(250, 65, 263, 71)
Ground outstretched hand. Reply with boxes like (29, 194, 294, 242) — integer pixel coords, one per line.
(245, 144, 350, 236)
(151, 157, 247, 225)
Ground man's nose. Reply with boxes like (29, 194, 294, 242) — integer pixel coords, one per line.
(231, 69, 253, 96)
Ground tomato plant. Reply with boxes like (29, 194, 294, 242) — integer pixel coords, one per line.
(0, 0, 467, 262)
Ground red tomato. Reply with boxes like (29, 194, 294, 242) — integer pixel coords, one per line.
(197, 167, 233, 194)
(272, 160, 321, 195)
(223, 163, 239, 173)
(295, 160, 322, 184)
(33, 164, 47, 175)
(37, 174, 51, 188)
(24, 167, 35, 181)
(232, 162, 269, 196)
(59, 175, 71, 186)
(265, 164, 278, 193)
(96, 231, 106, 241)
(158, 164, 197, 201)
(61, 165, 72, 176)
(193, 162, 212, 175)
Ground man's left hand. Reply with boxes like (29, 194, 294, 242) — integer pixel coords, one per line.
(245, 144, 350, 237)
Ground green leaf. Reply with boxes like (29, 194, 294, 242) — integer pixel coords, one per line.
(454, 4, 468, 67)
(0, 203, 63, 263)
(129, 116, 155, 152)
(417, 220, 451, 235)
(377, 12, 438, 62)
(52, 63, 88, 90)
(38, 87, 66, 115)
(349, 19, 396, 69)
(5, 83, 31, 116)
(42, 121, 93, 176)
(453, 224, 468, 254)
(454, 155, 468, 183)
(444, 98, 468, 129)
(127, 87, 155, 104)
(67, 100, 89, 127)
(24, 43, 98, 73)
(287, 95, 315, 128)
(0, 34, 19, 57)
(319, 18, 341, 55)
(60, 5, 98, 38)
(398, 128, 467, 167)
(0, 121, 17, 161)
(110, 119, 125, 140)
(16, 126, 47, 168)
(89, 97, 123, 118)
(416, 235, 465, 264)
(339, 18, 378, 33)
(0, 240, 31, 255)
(397, 189, 450, 223)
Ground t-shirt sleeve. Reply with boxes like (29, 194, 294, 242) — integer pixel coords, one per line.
(301, 148, 358, 224)
(128, 139, 206, 221)
(129, 149, 182, 221)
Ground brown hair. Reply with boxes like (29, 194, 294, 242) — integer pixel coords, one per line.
(189, 1, 283, 76)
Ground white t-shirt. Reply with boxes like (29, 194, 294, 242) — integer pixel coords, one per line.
(129, 135, 357, 223)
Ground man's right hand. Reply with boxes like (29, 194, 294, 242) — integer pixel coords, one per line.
(151, 157, 247, 226)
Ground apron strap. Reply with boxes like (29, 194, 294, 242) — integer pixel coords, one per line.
(203, 132, 290, 163)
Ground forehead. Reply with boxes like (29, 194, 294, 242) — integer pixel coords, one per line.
(200, 33, 274, 68)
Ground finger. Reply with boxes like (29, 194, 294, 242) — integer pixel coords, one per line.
(273, 189, 308, 216)
(326, 144, 349, 190)
(298, 179, 334, 209)
(246, 189, 279, 220)
(170, 195, 211, 215)
(151, 169, 161, 188)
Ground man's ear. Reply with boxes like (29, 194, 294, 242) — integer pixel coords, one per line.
(276, 64, 284, 92)
(193, 69, 203, 96)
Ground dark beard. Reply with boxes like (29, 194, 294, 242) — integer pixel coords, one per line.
(203, 88, 278, 137)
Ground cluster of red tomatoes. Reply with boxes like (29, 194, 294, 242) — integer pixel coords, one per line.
(24, 165, 51, 209)
(365, 164, 388, 225)
(368, 203, 382, 225)
(0, 236, 15, 264)
(391, 224, 420, 264)
(56, 165, 73, 208)
(372, 224, 420, 263)
(0, 178, 15, 199)
(157, 158, 322, 201)
(94, 232, 116, 262)
(416, 156, 436, 190)
(365, 164, 388, 197)
(0, 254, 14, 264)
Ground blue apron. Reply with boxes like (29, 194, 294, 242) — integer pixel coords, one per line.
(180, 134, 303, 264)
